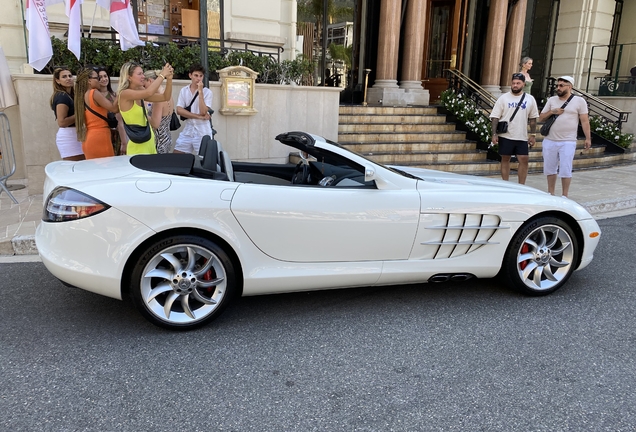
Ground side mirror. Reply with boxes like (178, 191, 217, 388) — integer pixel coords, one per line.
(364, 166, 376, 182)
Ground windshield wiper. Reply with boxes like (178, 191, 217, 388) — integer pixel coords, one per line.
(389, 167, 421, 180)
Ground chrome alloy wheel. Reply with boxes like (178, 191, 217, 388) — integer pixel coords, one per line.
(516, 224, 574, 291)
(140, 244, 227, 325)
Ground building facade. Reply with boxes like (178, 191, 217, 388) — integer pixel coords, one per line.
(354, 0, 636, 105)
(1, 0, 299, 74)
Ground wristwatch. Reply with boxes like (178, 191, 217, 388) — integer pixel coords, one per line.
(529, 133, 536, 137)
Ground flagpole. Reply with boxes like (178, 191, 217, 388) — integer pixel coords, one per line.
(20, 0, 29, 63)
(90, 1, 98, 33)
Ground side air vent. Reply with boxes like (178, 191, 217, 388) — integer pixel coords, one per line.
(412, 213, 509, 259)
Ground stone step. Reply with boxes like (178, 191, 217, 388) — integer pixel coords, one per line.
(339, 106, 438, 115)
(365, 151, 488, 164)
(339, 114, 448, 124)
(338, 123, 458, 133)
(340, 141, 478, 153)
(338, 131, 468, 143)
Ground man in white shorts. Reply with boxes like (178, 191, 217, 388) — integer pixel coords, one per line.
(538, 76, 591, 198)
(175, 64, 213, 154)
(490, 73, 539, 184)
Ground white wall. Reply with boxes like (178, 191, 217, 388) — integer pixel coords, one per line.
(552, 0, 616, 92)
(223, 0, 297, 60)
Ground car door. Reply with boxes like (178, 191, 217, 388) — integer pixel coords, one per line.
(230, 184, 421, 262)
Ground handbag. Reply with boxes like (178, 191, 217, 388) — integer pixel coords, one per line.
(169, 110, 181, 131)
(122, 101, 152, 143)
(179, 91, 199, 121)
(85, 103, 118, 129)
(496, 93, 526, 134)
(540, 94, 575, 136)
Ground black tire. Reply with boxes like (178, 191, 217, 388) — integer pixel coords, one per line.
(130, 235, 236, 330)
(501, 216, 579, 296)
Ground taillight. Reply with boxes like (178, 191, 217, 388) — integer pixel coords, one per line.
(42, 187, 110, 222)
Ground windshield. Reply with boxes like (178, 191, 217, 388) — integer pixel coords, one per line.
(325, 139, 423, 180)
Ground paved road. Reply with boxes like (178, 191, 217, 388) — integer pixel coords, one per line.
(1, 215, 635, 431)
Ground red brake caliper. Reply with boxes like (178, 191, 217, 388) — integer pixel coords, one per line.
(202, 261, 215, 294)
(519, 243, 530, 270)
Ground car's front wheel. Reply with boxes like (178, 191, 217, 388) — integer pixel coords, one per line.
(502, 217, 578, 295)
(130, 235, 236, 330)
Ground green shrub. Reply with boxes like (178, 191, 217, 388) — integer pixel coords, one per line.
(441, 89, 492, 144)
(43, 36, 313, 85)
(589, 115, 634, 149)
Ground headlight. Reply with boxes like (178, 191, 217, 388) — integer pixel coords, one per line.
(42, 187, 110, 222)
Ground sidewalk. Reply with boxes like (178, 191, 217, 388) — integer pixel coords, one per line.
(1, 164, 636, 256)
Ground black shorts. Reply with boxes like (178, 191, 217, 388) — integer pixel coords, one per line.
(498, 136, 529, 156)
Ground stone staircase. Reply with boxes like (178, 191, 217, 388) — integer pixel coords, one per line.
(337, 106, 636, 175)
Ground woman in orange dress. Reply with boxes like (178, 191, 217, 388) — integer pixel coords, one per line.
(74, 68, 119, 159)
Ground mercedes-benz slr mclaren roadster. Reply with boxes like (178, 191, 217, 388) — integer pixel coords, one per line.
(36, 131, 601, 330)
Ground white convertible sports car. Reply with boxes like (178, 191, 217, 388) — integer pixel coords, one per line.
(36, 131, 601, 330)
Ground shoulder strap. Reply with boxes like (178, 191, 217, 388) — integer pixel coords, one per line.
(186, 91, 199, 110)
(560, 94, 575, 109)
(509, 92, 526, 122)
(85, 92, 110, 125)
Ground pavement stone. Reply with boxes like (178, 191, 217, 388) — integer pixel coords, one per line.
(1, 163, 635, 256)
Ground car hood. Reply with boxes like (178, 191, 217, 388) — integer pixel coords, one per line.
(395, 165, 596, 221)
(394, 166, 544, 194)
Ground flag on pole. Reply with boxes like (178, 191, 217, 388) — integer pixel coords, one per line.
(66, 0, 83, 60)
(25, 0, 53, 71)
(97, 0, 144, 51)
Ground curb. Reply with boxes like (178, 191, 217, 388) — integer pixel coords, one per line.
(582, 195, 636, 216)
(12, 235, 38, 255)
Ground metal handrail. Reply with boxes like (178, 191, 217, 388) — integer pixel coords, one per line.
(546, 77, 630, 129)
(80, 29, 284, 62)
(446, 69, 497, 110)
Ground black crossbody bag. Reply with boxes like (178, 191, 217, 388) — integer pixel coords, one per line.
(540, 94, 575, 136)
(179, 91, 199, 121)
(122, 101, 152, 143)
(496, 92, 526, 134)
(85, 102, 118, 129)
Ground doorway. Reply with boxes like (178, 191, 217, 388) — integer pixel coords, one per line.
(422, 0, 467, 103)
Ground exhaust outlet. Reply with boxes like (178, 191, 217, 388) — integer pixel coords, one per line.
(428, 274, 451, 283)
(450, 273, 474, 282)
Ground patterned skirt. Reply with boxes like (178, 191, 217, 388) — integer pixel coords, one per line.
(155, 115, 173, 154)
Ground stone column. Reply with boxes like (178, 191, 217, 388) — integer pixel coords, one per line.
(399, 0, 430, 105)
(481, 0, 508, 97)
(367, 0, 404, 105)
(500, 0, 528, 93)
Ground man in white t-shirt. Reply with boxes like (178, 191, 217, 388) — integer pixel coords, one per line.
(175, 64, 213, 154)
(490, 73, 539, 184)
(538, 75, 591, 198)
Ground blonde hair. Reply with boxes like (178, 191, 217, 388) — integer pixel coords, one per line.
(74, 68, 92, 142)
(117, 62, 142, 98)
(144, 70, 160, 80)
(50, 68, 74, 109)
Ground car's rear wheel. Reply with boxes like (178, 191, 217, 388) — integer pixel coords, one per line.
(502, 217, 578, 295)
(130, 235, 236, 330)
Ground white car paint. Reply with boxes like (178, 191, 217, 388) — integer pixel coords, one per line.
(36, 133, 601, 313)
